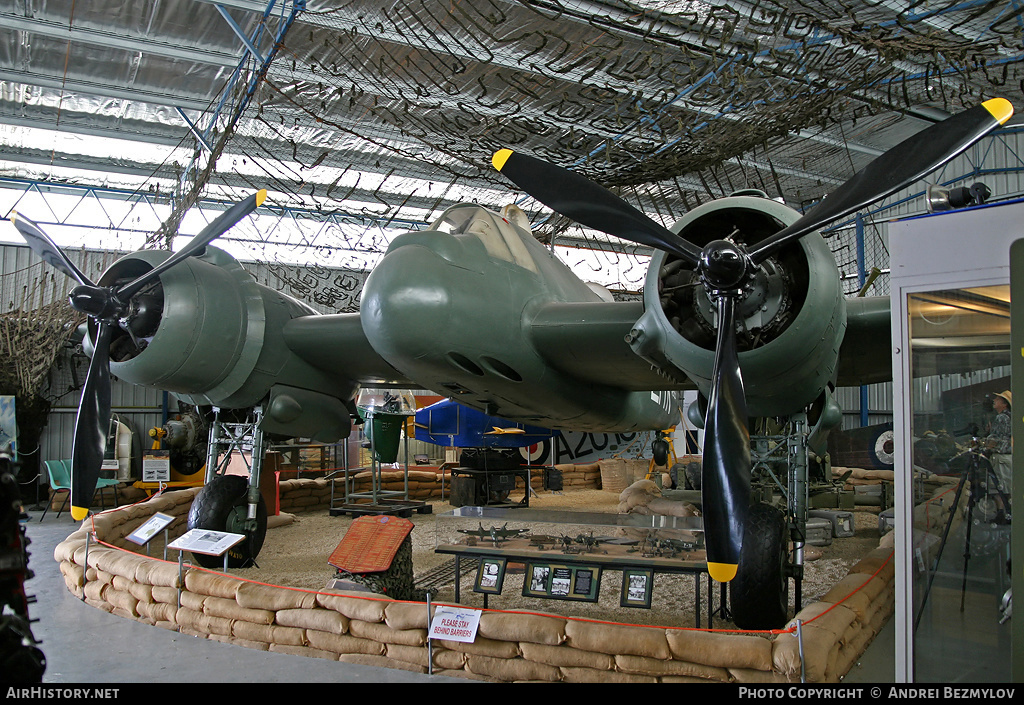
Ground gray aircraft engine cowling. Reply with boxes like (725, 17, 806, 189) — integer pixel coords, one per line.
(626, 193, 846, 420)
(90, 245, 355, 442)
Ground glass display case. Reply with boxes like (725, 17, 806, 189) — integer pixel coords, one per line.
(435, 506, 711, 620)
(891, 199, 1021, 682)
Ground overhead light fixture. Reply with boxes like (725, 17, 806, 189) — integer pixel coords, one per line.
(925, 181, 991, 212)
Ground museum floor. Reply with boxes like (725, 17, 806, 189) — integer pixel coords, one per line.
(20, 506, 894, 685)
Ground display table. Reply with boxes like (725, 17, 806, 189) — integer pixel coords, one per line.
(434, 506, 715, 627)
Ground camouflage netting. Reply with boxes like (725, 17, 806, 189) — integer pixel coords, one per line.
(0, 264, 84, 400)
(0, 260, 86, 477)
(137, 1, 1024, 294)
(0, 0, 995, 299)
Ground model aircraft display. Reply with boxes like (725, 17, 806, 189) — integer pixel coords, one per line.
(456, 522, 530, 547)
(7, 97, 1012, 629)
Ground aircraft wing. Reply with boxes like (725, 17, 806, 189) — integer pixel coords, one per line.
(527, 300, 694, 391)
(283, 312, 413, 386)
(836, 295, 892, 387)
(529, 297, 893, 392)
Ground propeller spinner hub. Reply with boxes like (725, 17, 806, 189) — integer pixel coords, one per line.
(69, 285, 124, 321)
(699, 239, 750, 292)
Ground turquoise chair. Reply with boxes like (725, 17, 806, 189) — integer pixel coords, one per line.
(41, 460, 70, 521)
(40, 459, 120, 521)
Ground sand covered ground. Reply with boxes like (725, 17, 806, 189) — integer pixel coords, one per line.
(231, 486, 884, 630)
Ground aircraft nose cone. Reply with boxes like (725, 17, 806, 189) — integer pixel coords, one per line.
(361, 244, 456, 360)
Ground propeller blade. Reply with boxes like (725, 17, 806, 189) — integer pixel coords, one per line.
(9, 212, 95, 288)
(118, 189, 267, 301)
(701, 294, 751, 583)
(750, 98, 1014, 264)
(70, 320, 113, 521)
(492, 149, 701, 264)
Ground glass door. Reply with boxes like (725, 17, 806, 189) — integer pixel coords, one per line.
(906, 284, 1012, 682)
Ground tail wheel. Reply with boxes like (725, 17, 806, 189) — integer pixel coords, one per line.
(187, 474, 267, 568)
(729, 502, 789, 629)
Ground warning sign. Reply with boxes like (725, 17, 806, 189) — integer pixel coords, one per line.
(428, 605, 481, 643)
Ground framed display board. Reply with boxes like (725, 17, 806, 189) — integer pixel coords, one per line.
(620, 568, 654, 608)
(522, 562, 601, 602)
(473, 557, 507, 594)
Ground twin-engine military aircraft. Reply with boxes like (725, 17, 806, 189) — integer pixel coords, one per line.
(9, 97, 1013, 629)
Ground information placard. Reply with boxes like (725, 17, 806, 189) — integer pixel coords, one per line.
(126, 512, 175, 546)
(142, 450, 171, 483)
(168, 528, 245, 556)
(620, 568, 654, 608)
(329, 515, 414, 574)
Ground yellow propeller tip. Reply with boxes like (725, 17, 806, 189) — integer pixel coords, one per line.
(71, 505, 90, 521)
(983, 98, 1014, 125)
(492, 149, 513, 171)
(256, 189, 267, 207)
(708, 562, 738, 583)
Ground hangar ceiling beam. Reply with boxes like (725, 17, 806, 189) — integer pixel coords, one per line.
(0, 175, 655, 259)
(0, 13, 241, 67)
(0, 144, 498, 218)
(0, 68, 214, 113)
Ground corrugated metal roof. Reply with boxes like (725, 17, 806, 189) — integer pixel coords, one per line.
(0, 1, 1021, 280)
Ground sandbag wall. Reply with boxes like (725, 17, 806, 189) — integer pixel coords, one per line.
(771, 547, 895, 682)
(53, 489, 895, 682)
(551, 462, 602, 489)
(909, 474, 963, 576)
(47, 462, 610, 514)
(598, 458, 654, 492)
(279, 463, 606, 513)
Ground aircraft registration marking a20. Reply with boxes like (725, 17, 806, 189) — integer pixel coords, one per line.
(8, 97, 1013, 628)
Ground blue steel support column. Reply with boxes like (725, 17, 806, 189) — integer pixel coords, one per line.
(180, 1, 305, 179)
(856, 213, 869, 428)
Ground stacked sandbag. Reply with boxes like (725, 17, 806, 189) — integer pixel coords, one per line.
(618, 479, 661, 511)
(277, 477, 333, 512)
(52, 475, 894, 683)
(599, 458, 651, 492)
(48, 482, 148, 512)
(617, 479, 699, 518)
(348, 469, 449, 502)
(909, 480, 963, 567)
(771, 547, 895, 682)
(552, 463, 601, 489)
(832, 466, 895, 489)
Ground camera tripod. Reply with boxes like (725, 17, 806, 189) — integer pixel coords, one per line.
(915, 440, 1011, 630)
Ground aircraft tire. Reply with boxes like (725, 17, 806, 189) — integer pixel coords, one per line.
(729, 502, 789, 630)
(653, 439, 669, 467)
(187, 474, 267, 569)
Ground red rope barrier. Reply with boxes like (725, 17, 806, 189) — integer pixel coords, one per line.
(81, 512, 895, 638)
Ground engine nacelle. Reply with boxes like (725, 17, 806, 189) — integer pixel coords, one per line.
(627, 192, 847, 419)
(92, 246, 355, 442)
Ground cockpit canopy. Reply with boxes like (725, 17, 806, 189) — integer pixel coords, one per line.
(429, 204, 539, 273)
